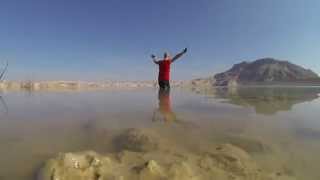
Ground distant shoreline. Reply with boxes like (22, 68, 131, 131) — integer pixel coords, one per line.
(0, 80, 189, 91)
(1, 80, 320, 92)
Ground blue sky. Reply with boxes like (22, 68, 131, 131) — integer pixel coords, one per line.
(0, 0, 319, 81)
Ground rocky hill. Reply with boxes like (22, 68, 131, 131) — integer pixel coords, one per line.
(213, 58, 320, 86)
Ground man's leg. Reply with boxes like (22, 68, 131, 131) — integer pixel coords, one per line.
(164, 80, 170, 90)
(159, 80, 170, 91)
(159, 81, 165, 90)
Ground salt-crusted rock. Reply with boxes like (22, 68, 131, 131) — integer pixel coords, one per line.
(137, 160, 166, 180)
(38, 143, 296, 180)
(38, 151, 104, 180)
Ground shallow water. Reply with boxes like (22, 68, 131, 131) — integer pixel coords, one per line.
(1, 87, 320, 179)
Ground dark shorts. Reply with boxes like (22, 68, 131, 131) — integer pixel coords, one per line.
(158, 80, 170, 90)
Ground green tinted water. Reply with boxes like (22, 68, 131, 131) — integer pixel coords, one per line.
(0, 87, 320, 179)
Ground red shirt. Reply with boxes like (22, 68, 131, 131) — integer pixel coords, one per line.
(158, 59, 171, 81)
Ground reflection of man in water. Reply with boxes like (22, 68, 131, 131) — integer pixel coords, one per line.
(151, 48, 187, 90)
(153, 89, 177, 123)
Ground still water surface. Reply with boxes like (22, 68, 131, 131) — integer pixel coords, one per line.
(0, 87, 320, 179)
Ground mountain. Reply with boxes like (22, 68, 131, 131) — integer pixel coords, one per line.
(213, 58, 320, 86)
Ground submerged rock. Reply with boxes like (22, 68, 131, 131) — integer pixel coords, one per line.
(295, 127, 320, 140)
(268, 172, 297, 180)
(218, 135, 271, 153)
(198, 144, 262, 179)
(114, 128, 160, 152)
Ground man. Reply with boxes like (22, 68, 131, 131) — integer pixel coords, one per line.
(151, 48, 187, 90)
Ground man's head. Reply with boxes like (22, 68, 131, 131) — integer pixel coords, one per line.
(164, 52, 170, 60)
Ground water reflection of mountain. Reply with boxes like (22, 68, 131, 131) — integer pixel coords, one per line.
(212, 87, 320, 115)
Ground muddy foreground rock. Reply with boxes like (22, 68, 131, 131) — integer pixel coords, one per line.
(38, 128, 296, 180)
(38, 147, 296, 180)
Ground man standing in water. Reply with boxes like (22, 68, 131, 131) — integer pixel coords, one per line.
(151, 48, 187, 90)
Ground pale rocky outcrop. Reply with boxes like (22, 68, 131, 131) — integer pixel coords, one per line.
(211, 58, 320, 86)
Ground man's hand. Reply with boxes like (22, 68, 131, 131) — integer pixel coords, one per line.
(182, 48, 187, 54)
(151, 55, 159, 64)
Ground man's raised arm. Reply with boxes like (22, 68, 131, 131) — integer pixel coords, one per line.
(151, 54, 160, 64)
(171, 48, 187, 63)
(0, 61, 8, 81)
